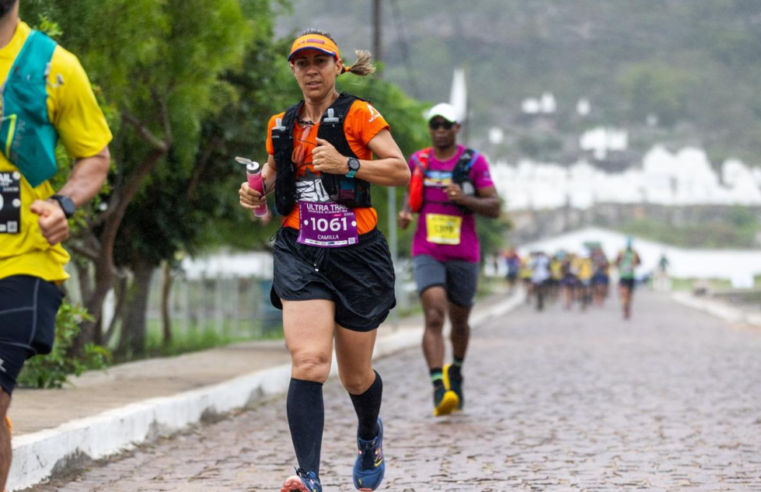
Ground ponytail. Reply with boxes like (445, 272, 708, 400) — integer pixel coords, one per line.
(341, 50, 376, 77)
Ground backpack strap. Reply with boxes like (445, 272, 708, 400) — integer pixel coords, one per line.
(272, 102, 302, 215)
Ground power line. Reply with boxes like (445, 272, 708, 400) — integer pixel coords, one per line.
(390, 0, 420, 99)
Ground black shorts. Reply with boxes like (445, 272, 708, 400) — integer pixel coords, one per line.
(271, 227, 396, 332)
(0, 275, 64, 395)
(619, 278, 636, 290)
(412, 255, 479, 307)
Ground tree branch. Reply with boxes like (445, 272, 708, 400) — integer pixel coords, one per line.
(68, 243, 100, 262)
(122, 112, 169, 152)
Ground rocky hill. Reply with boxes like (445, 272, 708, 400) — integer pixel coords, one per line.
(277, 0, 761, 166)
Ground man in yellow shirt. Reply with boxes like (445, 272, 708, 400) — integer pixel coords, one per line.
(0, 2, 112, 487)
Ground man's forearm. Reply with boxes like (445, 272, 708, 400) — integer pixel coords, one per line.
(460, 195, 500, 218)
(401, 190, 412, 213)
(56, 148, 110, 206)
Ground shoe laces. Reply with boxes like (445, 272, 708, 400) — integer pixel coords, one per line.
(358, 437, 379, 469)
(295, 468, 319, 490)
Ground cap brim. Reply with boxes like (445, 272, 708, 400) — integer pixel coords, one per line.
(288, 47, 337, 62)
(427, 113, 458, 124)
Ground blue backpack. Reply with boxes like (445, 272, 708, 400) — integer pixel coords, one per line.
(0, 30, 58, 188)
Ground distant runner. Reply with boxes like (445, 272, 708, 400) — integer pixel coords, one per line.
(576, 252, 594, 311)
(398, 103, 500, 417)
(616, 238, 642, 319)
(530, 251, 551, 311)
(503, 247, 521, 293)
(591, 248, 611, 306)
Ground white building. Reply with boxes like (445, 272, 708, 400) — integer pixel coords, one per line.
(493, 145, 761, 211)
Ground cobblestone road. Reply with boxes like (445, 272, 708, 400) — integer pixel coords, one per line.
(32, 291, 761, 491)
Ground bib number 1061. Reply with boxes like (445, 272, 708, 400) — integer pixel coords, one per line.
(309, 217, 349, 232)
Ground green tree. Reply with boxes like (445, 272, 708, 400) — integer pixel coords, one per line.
(20, 0, 254, 353)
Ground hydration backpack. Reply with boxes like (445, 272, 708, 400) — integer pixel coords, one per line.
(0, 30, 59, 188)
(408, 147, 478, 215)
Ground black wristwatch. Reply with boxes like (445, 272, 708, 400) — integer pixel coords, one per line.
(346, 157, 360, 179)
(51, 194, 77, 219)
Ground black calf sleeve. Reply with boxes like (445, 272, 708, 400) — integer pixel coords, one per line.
(287, 378, 324, 474)
(349, 371, 383, 441)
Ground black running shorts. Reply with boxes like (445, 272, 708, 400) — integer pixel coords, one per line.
(271, 227, 396, 332)
(619, 277, 636, 290)
(0, 275, 64, 395)
(412, 254, 479, 307)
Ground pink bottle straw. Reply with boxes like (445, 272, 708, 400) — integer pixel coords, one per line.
(236, 157, 268, 217)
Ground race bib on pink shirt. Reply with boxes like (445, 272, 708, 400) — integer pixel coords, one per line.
(297, 201, 359, 248)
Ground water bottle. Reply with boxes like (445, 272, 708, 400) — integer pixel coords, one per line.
(236, 157, 268, 217)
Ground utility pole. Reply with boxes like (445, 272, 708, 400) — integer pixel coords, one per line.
(373, 0, 400, 328)
(373, 0, 383, 66)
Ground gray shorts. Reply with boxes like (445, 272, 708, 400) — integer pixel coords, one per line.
(413, 255, 479, 307)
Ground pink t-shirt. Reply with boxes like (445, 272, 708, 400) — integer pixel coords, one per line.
(409, 145, 495, 263)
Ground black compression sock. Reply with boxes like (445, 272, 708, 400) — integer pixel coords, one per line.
(287, 378, 324, 474)
(349, 371, 383, 441)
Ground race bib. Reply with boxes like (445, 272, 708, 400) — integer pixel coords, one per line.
(424, 170, 452, 188)
(297, 201, 359, 248)
(0, 172, 21, 234)
(426, 213, 462, 245)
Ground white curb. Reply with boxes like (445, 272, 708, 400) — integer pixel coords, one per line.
(9, 291, 523, 491)
(672, 292, 761, 327)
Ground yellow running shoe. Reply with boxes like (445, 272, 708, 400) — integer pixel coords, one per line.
(433, 386, 459, 417)
(443, 364, 464, 411)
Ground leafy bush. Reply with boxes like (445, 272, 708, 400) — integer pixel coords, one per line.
(18, 302, 111, 389)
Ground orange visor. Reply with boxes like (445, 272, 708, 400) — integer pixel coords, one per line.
(288, 34, 340, 62)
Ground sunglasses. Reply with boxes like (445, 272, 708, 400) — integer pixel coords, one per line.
(429, 120, 455, 130)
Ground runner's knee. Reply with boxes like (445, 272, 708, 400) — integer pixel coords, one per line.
(339, 368, 375, 395)
(291, 353, 331, 383)
(423, 305, 446, 332)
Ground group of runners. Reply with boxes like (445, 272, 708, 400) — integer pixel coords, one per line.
(0, 7, 643, 491)
(506, 241, 642, 319)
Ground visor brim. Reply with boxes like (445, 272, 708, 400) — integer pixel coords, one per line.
(288, 47, 338, 62)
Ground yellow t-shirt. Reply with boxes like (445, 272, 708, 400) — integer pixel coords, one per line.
(0, 22, 112, 282)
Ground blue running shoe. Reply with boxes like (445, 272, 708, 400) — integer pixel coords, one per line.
(280, 468, 322, 492)
(352, 417, 385, 491)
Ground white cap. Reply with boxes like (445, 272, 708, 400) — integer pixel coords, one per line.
(426, 103, 459, 124)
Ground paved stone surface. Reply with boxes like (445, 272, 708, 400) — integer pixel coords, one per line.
(30, 291, 761, 491)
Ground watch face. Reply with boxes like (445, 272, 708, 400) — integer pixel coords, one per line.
(54, 195, 76, 218)
(349, 158, 360, 171)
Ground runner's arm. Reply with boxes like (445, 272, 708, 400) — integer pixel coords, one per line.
(30, 146, 111, 245)
(52, 147, 111, 206)
(240, 155, 276, 210)
(397, 190, 413, 229)
(312, 130, 409, 187)
(449, 185, 501, 218)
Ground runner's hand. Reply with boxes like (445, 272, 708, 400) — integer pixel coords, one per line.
(312, 138, 347, 174)
(445, 183, 466, 204)
(239, 182, 266, 210)
(30, 199, 70, 246)
(398, 210, 413, 230)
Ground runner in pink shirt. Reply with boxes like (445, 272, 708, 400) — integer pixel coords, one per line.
(398, 103, 500, 417)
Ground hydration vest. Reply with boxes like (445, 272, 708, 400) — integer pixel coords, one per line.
(408, 147, 478, 215)
(271, 93, 372, 215)
(0, 30, 59, 188)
